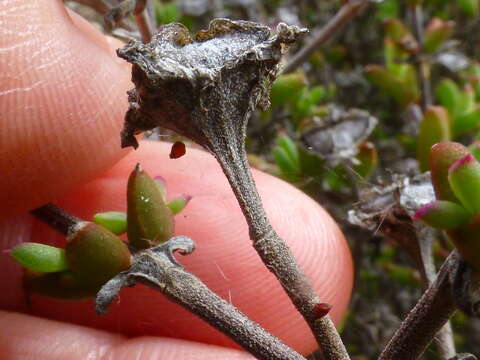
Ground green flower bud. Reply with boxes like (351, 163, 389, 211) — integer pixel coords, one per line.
(66, 222, 132, 288)
(423, 18, 454, 54)
(417, 106, 451, 172)
(429, 142, 470, 201)
(93, 211, 127, 235)
(448, 154, 480, 214)
(10, 243, 68, 273)
(167, 195, 192, 215)
(127, 164, 175, 248)
(414, 200, 470, 230)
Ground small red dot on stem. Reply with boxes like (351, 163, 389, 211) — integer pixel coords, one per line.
(313, 302, 333, 320)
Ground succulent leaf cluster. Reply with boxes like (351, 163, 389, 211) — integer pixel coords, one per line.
(414, 142, 480, 270)
(10, 165, 190, 299)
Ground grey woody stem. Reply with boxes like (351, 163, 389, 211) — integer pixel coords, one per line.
(379, 251, 458, 360)
(30, 203, 81, 237)
(96, 237, 306, 360)
(203, 123, 350, 360)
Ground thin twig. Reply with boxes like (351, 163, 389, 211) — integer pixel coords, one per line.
(409, 3, 432, 110)
(282, 0, 369, 74)
(104, 0, 153, 43)
(133, 0, 154, 43)
(378, 251, 458, 360)
(212, 141, 351, 360)
(30, 203, 81, 237)
(96, 237, 306, 360)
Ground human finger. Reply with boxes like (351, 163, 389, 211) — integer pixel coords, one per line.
(1, 141, 353, 355)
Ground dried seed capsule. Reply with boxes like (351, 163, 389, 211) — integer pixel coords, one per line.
(66, 222, 132, 288)
(127, 164, 175, 248)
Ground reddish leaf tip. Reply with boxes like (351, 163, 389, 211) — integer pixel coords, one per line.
(153, 175, 167, 185)
(182, 194, 193, 203)
(449, 154, 476, 174)
(413, 202, 435, 220)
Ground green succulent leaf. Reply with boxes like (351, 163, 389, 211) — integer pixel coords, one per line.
(270, 73, 306, 107)
(156, 2, 180, 24)
(453, 106, 480, 135)
(436, 79, 461, 117)
(414, 200, 470, 229)
(93, 211, 127, 235)
(416, 106, 451, 172)
(272, 136, 301, 181)
(448, 154, 480, 214)
(469, 141, 480, 161)
(423, 18, 454, 53)
(10, 243, 68, 273)
(429, 142, 470, 202)
(458, 0, 479, 17)
(167, 195, 191, 215)
(365, 64, 418, 107)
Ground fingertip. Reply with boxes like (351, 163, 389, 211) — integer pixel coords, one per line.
(0, 0, 132, 215)
(23, 141, 352, 354)
(0, 311, 253, 360)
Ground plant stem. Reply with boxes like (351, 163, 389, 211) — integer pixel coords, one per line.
(282, 0, 368, 74)
(96, 237, 306, 360)
(409, 3, 431, 111)
(378, 251, 458, 360)
(132, 0, 154, 43)
(30, 203, 81, 237)
(204, 125, 350, 360)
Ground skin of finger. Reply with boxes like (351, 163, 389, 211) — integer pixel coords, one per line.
(0, 311, 254, 360)
(0, 0, 132, 216)
(1, 141, 353, 355)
